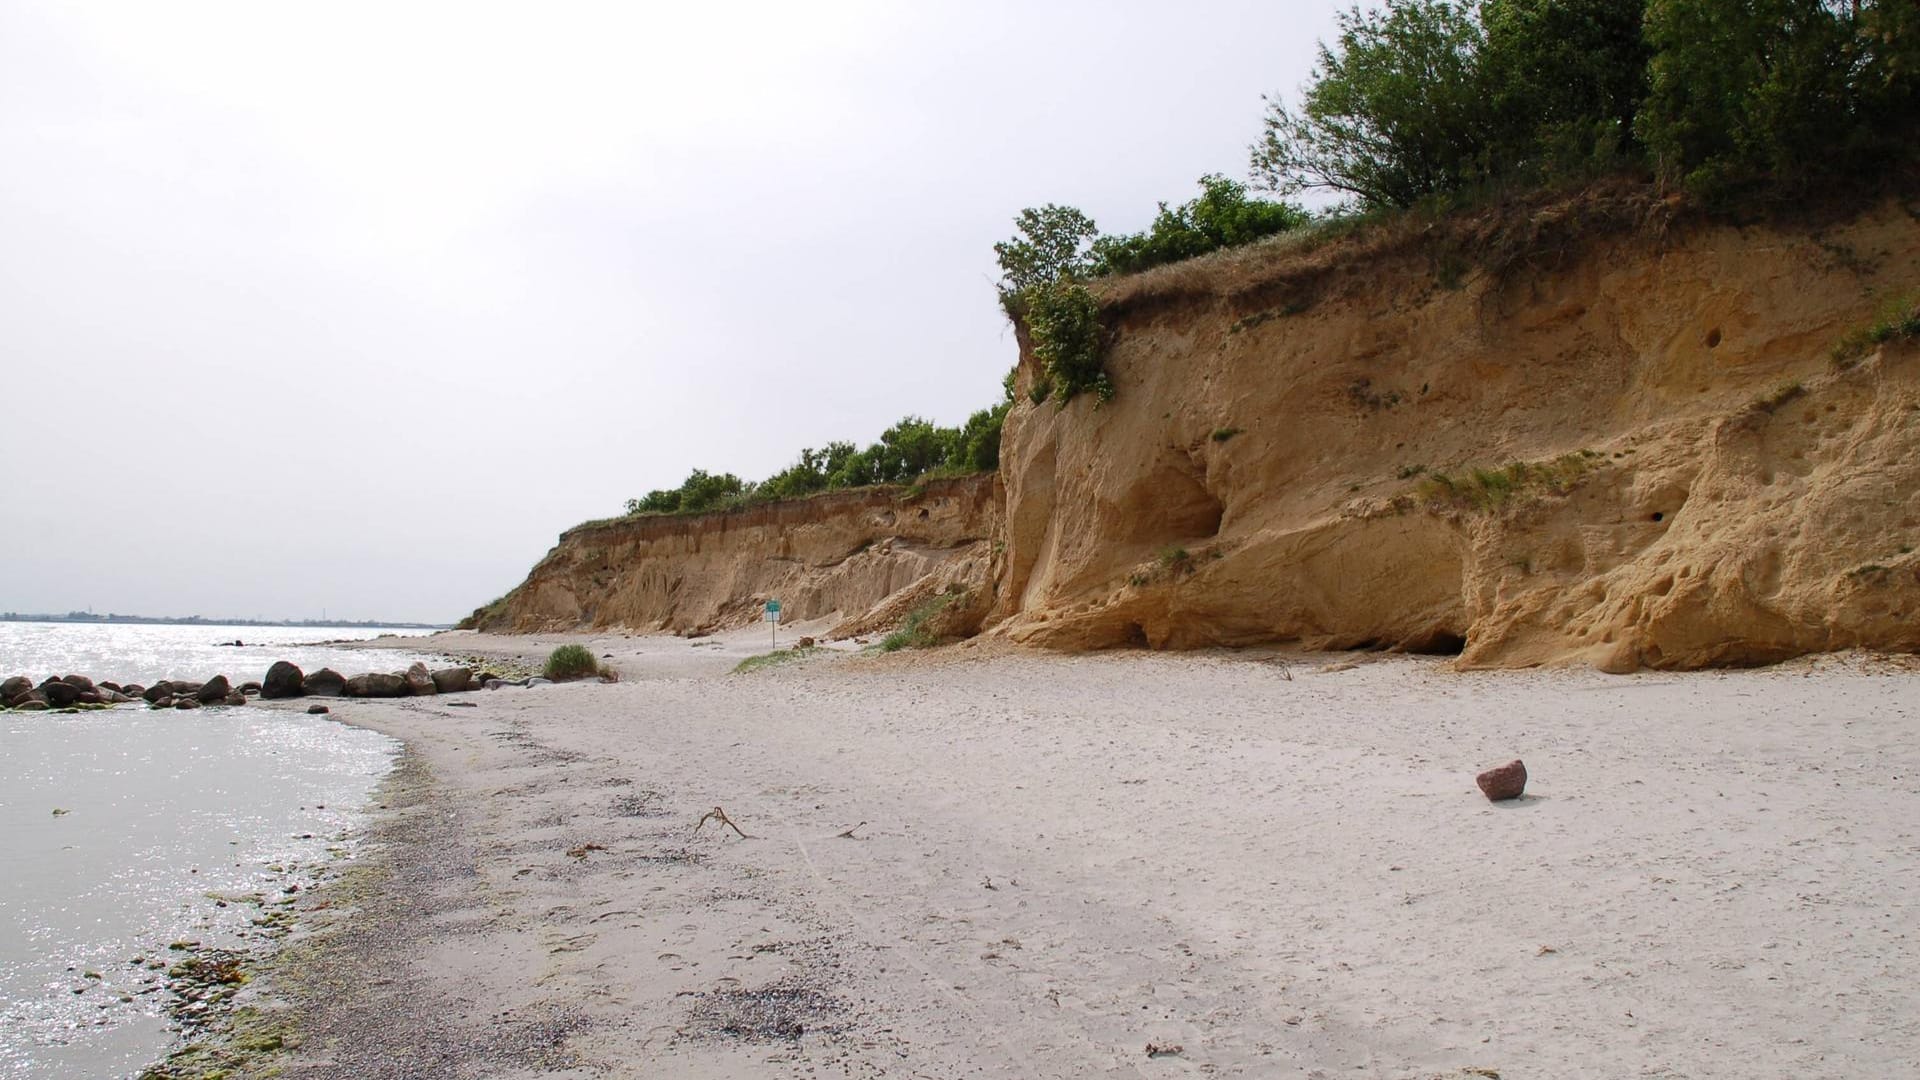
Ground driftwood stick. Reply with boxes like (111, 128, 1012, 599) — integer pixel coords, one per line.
(835, 821, 867, 839)
(694, 805, 750, 839)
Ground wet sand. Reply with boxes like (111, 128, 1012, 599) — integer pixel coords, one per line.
(246, 628, 1920, 1078)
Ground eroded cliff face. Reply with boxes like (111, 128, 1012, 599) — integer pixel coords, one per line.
(991, 193, 1920, 670)
(477, 191, 1920, 670)
(482, 476, 1000, 636)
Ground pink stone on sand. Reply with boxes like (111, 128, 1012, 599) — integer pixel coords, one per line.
(1476, 759, 1528, 801)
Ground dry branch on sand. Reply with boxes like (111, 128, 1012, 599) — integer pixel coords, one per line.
(694, 806, 750, 839)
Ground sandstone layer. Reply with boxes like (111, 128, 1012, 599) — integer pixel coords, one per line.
(476, 190, 1920, 670)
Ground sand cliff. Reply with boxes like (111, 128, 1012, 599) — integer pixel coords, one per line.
(478, 190, 1920, 670)
(478, 476, 1000, 638)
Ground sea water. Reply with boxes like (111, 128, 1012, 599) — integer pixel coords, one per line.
(0, 625, 413, 1079)
(0, 621, 444, 689)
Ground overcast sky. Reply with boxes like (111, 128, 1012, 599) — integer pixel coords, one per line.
(0, 0, 1341, 623)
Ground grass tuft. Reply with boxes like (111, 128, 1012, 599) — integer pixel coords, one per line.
(1751, 380, 1806, 413)
(542, 644, 599, 681)
(1210, 426, 1243, 442)
(732, 649, 816, 675)
(879, 591, 962, 652)
(1415, 451, 1601, 513)
(1832, 291, 1920, 368)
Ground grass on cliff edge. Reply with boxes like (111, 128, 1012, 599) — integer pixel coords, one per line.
(542, 644, 599, 681)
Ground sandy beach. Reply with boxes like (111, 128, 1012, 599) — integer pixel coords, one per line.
(236, 628, 1920, 1079)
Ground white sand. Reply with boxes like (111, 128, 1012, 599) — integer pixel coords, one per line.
(300, 629, 1920, 1078)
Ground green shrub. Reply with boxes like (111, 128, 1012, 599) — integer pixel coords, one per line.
(543, 644, 599, 681)
(1638, 0, 1919, 197)
(1089, 175, 1308, 276)
(1210, 427, 1243, 442)
(1251, 0, 1916, 210)
(619, 397, 1011, 520)
(1023, 281, 1113, 404)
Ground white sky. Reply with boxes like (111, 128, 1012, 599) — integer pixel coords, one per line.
(0, 0, 1340, 623)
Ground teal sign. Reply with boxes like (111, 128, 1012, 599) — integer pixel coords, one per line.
(764, 599, 781, 620)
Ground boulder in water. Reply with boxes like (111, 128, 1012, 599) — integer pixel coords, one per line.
(261, 661, 304, 699)
(345, 672, 406, 698)
(174, 697, 200, 710)
(303, 669, 347, 697)
(402, 663, 436, 696)
(2, 676, 33, 702)
(40, 681, 80, 707)
(195, 676, 232, 704)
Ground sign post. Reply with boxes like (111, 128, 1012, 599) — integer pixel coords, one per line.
(765, 599, 781, 649)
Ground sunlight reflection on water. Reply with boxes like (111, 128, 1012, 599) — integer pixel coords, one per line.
(0, 704, 398, 1079)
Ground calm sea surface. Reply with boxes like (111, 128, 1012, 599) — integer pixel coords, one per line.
(0, 621, 445, 688)
(0, 623, 421, 1079)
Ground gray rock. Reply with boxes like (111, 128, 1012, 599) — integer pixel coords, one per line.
(238, 681, 262, 695)
(430, 667, 472, 693)
(174, 697, 201, 710)
(402, 662, 436, 696)
(99, 689, 130, 704)
(303, 669, 347, 697)
(482, 678, 505, 690)
(223, 691, 247, 706)
(261, 661, 304, 699)
(60, 674, 95, 691)
(121, 684, 146, 698)
(307, 704, 330, 715)
(525, 677, 552, 687)
(142, 683, 172, 703)
(98, 681, 123, 693)
(0, 676, 30, 701)
(344, 673, 406, 698)
(150, 696, 175, 709)
(195, 676, 232, 704)
(14, 689, 49, 708)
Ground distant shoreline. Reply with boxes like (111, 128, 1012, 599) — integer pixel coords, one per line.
(0, 615, 450, 630)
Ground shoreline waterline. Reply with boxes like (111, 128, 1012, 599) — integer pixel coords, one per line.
(0, 703, 402, 1080)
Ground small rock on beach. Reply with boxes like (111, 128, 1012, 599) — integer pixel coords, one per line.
(1476, 759, 1529, 801)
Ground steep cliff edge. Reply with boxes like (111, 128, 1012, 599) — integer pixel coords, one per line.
(475, 475, 999, 636)
(475, 190, 1920, 670)
(992, 191, 1920, 670)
